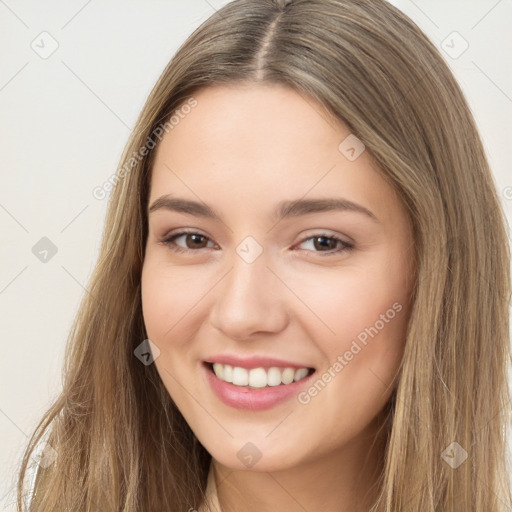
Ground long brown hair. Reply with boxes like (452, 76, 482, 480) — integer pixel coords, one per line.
(17, 0, 512, 510)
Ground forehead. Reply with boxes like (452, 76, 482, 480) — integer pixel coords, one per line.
(156, 83, 346, 169)
(148, 84, 401, 226)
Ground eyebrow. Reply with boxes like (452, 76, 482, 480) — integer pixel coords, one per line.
(148, 195, 380, 223)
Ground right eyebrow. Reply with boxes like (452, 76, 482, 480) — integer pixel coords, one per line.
(148, 196, 220, 219)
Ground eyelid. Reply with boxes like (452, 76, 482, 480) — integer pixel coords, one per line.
(160, 227, 209, 240)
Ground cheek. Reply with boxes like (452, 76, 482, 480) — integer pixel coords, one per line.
(141, 266, 173, 340)
(286, 259, 410, 371)
(140, 263, 206, 408)
(290, 266, 408, 439)
(141, 262, 206, 343)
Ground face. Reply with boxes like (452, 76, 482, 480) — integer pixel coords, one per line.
(141, 83, 415, 473)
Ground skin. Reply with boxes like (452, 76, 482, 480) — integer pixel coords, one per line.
(141, 83, 416, 512)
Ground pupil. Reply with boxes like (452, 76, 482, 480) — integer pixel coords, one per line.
(187, 234, 205, 249)
(188, 234, 206, 248)
(314, 236, 337, 251)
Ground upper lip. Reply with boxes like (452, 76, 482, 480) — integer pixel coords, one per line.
(204, 354, 315, 370)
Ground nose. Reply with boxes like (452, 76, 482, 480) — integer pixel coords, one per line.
(209, 249, 289, 340)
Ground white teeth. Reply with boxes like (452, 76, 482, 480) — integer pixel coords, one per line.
(267, 367, 282, 386)
(248, 368, 267, 388)
(294, 368, 309, 381)
(223, 364, 233, 383)
(213, 363, 224, 380)
(281, 368, 295, 385)
(232, 366, 249, 386)
(210, 363, 312, 387)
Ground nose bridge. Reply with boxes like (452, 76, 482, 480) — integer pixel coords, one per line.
(209, 239, 288, 337)
(219, 243, 275, 308)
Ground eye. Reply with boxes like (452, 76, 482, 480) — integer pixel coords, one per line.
(295, 233, 354, 256)
(159, 230, 217, 253)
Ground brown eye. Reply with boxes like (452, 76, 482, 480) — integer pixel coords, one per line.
(182, 233, 209, 249)
(160, 231, 217, 253)
(312, 236, 339, 251)
(296, 233, 354, 256)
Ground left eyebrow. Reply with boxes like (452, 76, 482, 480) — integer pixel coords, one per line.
(147, 195, 380, 224)
(275, 197, 380, 224)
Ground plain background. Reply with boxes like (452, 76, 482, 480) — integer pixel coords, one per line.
(1, 0, 511, 509)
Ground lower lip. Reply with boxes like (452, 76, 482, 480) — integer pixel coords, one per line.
(203, 363, 316, 411)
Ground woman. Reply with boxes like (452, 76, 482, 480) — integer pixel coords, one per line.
(17, 0, 511, 510)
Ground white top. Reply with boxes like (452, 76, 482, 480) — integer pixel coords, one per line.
(23, 436, 48, 511)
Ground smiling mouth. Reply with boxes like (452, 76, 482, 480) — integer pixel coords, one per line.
(204, 361, 316, 389)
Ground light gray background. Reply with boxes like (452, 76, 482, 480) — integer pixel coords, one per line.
(1, 1, 511, 509)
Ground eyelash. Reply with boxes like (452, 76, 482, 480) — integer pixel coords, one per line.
(158, 229, 354, 257)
